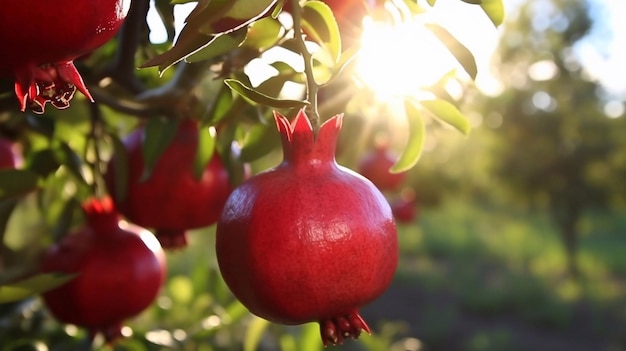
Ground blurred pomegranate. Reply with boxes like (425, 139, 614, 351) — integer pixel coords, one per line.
(41, 197, 166, 343)
(216, 110, 398, 346)
(390, 188, 418, 223)
(0, 0, 130, 113)
(106, 119, 240, 249)
(358, 144, 407, 191)
(0, 137, 21, 169)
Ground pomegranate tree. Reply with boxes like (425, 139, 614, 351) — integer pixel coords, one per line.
(0, 0, 130, 114)
(40, 197, 166, 343)
(106, 119, 237, 249)
(216, 110, 398, 346)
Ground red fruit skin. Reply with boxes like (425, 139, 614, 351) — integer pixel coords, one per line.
(216, 110, 398, 346)
(106, 119, 233, 249)
(0, 0, 130, 113)
(0, 138, 21, 169)
(358, 146, 407, 192)
(41, 198, 166, 342)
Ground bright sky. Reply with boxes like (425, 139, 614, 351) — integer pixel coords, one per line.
(146, 0, 626, 99)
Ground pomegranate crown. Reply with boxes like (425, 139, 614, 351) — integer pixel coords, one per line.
(81, 197, 120, 227)
(273, 109, 343, 166)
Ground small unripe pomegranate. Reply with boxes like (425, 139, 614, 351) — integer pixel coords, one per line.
(106, 119, 236, 249)
(0, 137, 22, 169)
(216, 110, 398, 346)
(41, 197, 166, 343)
(358, 144, 407, 191)
(0, 0, 130, 113)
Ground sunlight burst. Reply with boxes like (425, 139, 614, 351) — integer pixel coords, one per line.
(355, 16, 459, 101)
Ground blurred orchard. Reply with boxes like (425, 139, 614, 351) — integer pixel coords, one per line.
(1, 0, 626, 350)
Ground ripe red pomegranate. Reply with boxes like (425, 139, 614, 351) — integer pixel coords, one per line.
(41, 197, 166, 343)
(0, 137, 22, 169)
(106, 119, 237, 249)
(216, 110, 398, 346)
(358, 144, 407, 191)
(0, 0, 130, 113)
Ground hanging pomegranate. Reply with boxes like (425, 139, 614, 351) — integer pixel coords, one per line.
(358, 144, 407, 192)
(106, 119, 237, 249)
(0, 0, 130, 113)
(216, 110, 398, 346)
(41, 197, 166, 343)
(390, 188, 418, 223)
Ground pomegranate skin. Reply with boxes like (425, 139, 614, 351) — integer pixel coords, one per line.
(216, 110, 398, 346)
(0, 0, 130, 113)
(41, 197, 166, 343)
(106, 119, 234, 249)
(358, 145, 407, 192)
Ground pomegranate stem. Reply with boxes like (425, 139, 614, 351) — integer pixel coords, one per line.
(290, 0, 320, 134)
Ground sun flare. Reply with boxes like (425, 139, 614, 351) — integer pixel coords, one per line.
(355, 16, 459, 101)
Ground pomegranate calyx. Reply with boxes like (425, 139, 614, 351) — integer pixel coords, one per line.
(273, 109, 343, 168)
(319, 312, 371, 346)
(14, 61, 93, 114)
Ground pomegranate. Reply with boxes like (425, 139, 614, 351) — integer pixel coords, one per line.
(41, 197, 166, 343)
(216, 110, 398, 346)
(390, 188, 418, 223)
(0, 137, 21, 169)
(0, 0, 130, 114)
(358, 144, 407, 192)
(106, 119, 236, 249)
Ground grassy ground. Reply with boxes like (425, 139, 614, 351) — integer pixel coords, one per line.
(359, 200, 626, 351)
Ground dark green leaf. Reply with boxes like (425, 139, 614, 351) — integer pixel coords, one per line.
(239, 123, 280, 162)
(26, 149, 61, 177)
(0, 273, 76, 303)
(51, 198, 79, 241)
(140, 118, 180, 182)
(0, 198, 18, 245)
(0, 170, 39, 200)
(481, 0, 505, 27)
(391, 99, 426, 173)
(193, 126, 217, 180)
(186, 28, 248, 63)
(224, 79, 308, 108)
(425, 23, 478, 80)
(203, 84, 236, 125)
(421, 98, 471, 134)
(53, 141, 88, 186)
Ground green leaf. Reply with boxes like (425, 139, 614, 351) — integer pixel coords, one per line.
(301, 1, 342, 66)
(51, 198, 79, 241)
(421, 98, 471, 135)
(53, 141, 88, 186)
(0, 170, 39, 200)
(242, 17, 284, 50)
(391, 99, 426, 173)
(224, 79, 308, 108)
(460, 0, 482, 4)
(140, 118, 180, 182)
(107, 132, 130, 203)
(193, 126, 217, 180)
(426, 0, 437, 6)
(481, 0, 505, 27)
(244, 316, 270, 351)
(239, 122, 280, 162)
(297, 323, 324, 351)
(186, 28, 248, 63)
(0, 273, 76, 303)
(425, 23, 478, 80)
